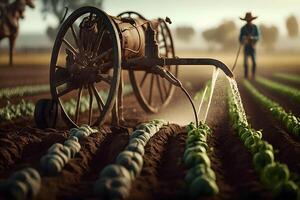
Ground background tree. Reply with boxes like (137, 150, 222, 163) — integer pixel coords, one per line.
(202, 20, 238, 50)
(286, 15, 299, 38)
(259, 24, 279, 51)
(41, 0, 104, 40)
(175, 26, 195, 41)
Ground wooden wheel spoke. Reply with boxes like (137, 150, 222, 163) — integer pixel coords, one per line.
(70, 24, 82, 51)
(148, 74, 154, 105)
(96, 73, 112, 84)
(91, 48, 112, 63)
(156, 75, 165, 103)
(165, 45, 172, 52)
(75, 86, 83, 123)
(162, 78, 169, 94)
(97, 61, 112, 70)
(57, 84, 76, 97)
(139, 72, 149, 87)
(86, 29, 96, 53)
(87, 38, 93, 53)
(88, 85, 94, 125)
(94, 24, 106, 53)
(91, 84, 105, 110)
(62, 39, 78, 55)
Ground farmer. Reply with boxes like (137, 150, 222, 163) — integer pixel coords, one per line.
(239, 12, 259, 79)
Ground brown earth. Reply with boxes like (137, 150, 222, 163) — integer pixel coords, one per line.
(0, 63, 300, 200)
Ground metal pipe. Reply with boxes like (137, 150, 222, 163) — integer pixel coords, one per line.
(124, 57, 234, 78)
(162, 58, 234, 78)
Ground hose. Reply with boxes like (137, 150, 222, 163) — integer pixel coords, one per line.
(231, 43, 243, 72)
(164, 69, 199, 127)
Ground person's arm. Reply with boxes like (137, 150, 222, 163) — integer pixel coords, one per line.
(251, 25, 259, 43)
(239, 27, 244, 44)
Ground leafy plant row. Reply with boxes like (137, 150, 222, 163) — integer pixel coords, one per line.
(0, 84, 49, 99)
(40, 125, 97, 175)
(273, 73, 300, 84)
(243, 80, 300, 139)
(93, 120, 166, 199)
(0, 100, 35, 121)
(183, 122, 219, 198)
(228, 85, 299, 199)
(256, 76, 300, 102)
(64, 84, 133, 116)
(0, 85, 133, 122)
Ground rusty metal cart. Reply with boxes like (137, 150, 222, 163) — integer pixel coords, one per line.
(34, 7, 233, 128)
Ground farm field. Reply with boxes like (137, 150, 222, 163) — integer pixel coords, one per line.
(0, 51, 300, 200)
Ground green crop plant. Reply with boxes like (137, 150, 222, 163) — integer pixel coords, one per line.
(0, 84, 49, 99)
(183, 122, 219, 198)
(0, 168, 41, 200)
(243, 80, 300, 139)
(0, 100, 35, 121)
(94, 120, 166, 199)
(228, 84, 299, 198)
(0, 85, 133, 122)
(273, 73, 300, 84)
(40, 125, 97, 175)
(256, 76, 300, 102)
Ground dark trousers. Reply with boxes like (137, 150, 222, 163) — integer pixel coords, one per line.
(243, 50, 256, 78)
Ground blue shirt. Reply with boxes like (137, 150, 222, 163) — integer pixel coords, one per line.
(239, 24, 259, 54)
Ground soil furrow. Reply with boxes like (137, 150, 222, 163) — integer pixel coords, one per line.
(129, 124, 179, 200)
(61, 127, 130, 199)
(0, 127, 56, 172)
(153, 125, 186, 199)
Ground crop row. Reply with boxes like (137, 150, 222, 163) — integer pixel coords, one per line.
(256, 76, 300, 103)
(0, 124, 98, 199)
(0, 85, 133, 122)
(94, 120, 166, 199)
(273, 73, 300, 84)
(0, 100, 35, 121)
(0, 84, 49, 99)
(228, 83, 299, 199)
(40, 125, 98, 175)
(183, 122, 218, 198)
(243, 80, 300, 139)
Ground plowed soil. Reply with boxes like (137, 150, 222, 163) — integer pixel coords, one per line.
(0, 63, 300, 200)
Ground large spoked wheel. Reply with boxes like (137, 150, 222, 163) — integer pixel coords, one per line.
(119, 12, 178, 113)
(50, 7, 121, 128)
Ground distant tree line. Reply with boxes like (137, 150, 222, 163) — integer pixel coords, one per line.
(174, 14, 299, 51)
(41, 3, 299, 50)
(175, 26, 195, 41)
(286, 15, 299, 38)
(202, 20, 238, 50)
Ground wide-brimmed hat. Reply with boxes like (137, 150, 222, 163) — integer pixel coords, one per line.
(240, 12, 257, 21)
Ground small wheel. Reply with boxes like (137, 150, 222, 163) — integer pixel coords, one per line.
(50, 7, 121, 128)
(34, 99, 60, 129)
(119, 13, 178, 113)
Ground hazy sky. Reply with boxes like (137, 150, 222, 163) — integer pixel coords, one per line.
(20, 0, 300, 35)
